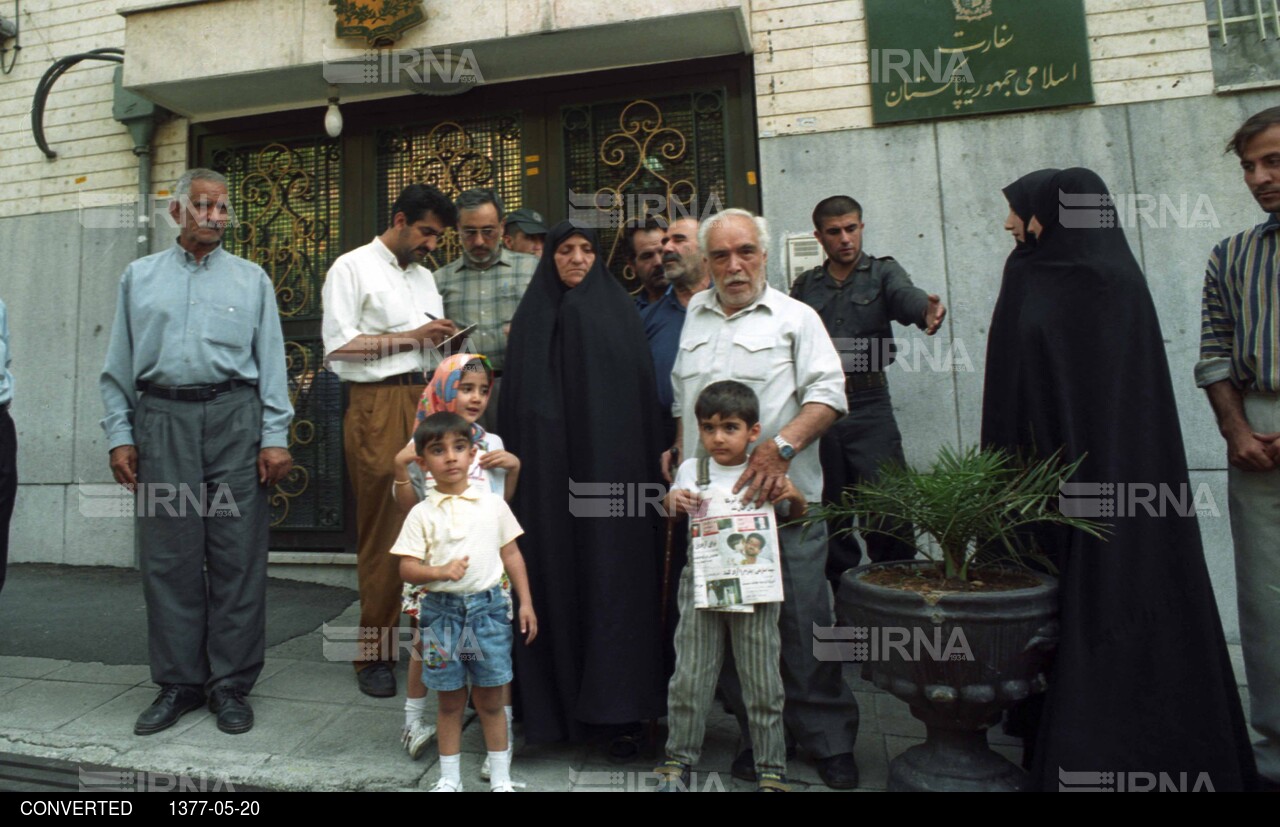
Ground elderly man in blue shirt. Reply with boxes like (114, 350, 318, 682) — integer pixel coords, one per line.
(0, 298, 14, 598)
(100, 168, 293, 737)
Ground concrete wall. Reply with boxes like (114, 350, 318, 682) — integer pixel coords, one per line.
(3, 206, 161, 567)
(758, 88, 1280, 643)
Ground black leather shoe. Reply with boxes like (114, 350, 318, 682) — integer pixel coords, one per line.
(356, 662, 396, 698)
(731, 744, 798, 782)
(731, 748, 757, 782)
(816, 752, 860, 789)
(208, 686, 254, 734)
(134, 685, 205, 736)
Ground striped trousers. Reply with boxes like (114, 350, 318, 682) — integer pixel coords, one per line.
(665, 566, 786, 775)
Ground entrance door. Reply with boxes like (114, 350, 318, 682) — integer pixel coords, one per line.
(194, 55, 758, 552)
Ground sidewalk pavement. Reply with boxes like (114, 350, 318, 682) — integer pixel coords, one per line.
(0, 564, 1253, 792)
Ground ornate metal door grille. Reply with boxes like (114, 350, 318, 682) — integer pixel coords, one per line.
(377, 115, 524, 271)
(211, 139, 346, 531)
(193, 56, 758, 553)
(562, 90, 728, 291)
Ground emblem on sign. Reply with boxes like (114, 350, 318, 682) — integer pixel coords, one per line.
(952, 0, 993, 22)
(330, 0, 425, 47)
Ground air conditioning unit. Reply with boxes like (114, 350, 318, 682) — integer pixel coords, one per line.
(784, 233, 823, 290)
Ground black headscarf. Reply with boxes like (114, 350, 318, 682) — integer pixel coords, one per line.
(498, 221, 666, 742)
(983, 169, 1061, 452)
(1003, 167, 1058, 253)
(980, 168, 1256, 790)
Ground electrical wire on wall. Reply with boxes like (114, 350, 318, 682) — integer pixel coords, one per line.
(31, 47, 123, 159)
(0, 0, 19, 75)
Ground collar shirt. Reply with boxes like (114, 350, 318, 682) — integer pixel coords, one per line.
(0, 299, 11, 407)
(641, 286, 688, 413)
(672, 285, 847, 502)
(99, 243, 294, 450)
(389, 487, 523, 595)
(1197, 213, 1280, 392)
(790, 252, 930, 374)
(434, 246, 537, 372)
(321, 237, 445, 382)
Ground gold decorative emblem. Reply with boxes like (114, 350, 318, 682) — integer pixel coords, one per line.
(330, 0, 425, 47)
(952, 0, 993, 22)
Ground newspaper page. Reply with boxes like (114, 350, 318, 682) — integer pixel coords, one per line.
(690, 495, 784, 611)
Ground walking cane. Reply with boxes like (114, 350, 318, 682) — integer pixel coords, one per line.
(649, 510, 677, 757)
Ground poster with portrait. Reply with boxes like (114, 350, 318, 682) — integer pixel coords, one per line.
(689, 495, 784, 610)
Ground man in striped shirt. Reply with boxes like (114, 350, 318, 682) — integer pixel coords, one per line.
(434, 189, 537, 432)
(1196, 105, 1280, 791)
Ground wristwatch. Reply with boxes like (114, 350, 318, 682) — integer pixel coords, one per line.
(773, 434, 796, 460)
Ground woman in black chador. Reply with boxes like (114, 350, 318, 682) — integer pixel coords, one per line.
(498, 220, 666, 746)
(981, 168, 1257, 791)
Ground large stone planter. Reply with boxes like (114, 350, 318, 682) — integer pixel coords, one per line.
(836, 561, 1058, 792)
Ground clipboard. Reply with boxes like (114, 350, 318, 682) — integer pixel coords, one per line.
(435, 323, 478, 355)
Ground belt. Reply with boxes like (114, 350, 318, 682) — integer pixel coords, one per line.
(137, 379, 253, 402)
(365, 371, 425, 386)
(845, 372, 887, 393)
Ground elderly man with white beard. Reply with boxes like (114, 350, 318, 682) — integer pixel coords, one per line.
(664, 208, 862, 789)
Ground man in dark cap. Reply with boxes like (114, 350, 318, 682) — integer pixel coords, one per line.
(502, 207, 548, 258)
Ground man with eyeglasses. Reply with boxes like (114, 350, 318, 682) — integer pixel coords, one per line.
(435, 189, 538, 431)
(322, 183, 460, 698)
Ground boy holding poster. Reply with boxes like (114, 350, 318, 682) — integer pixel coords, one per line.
(656, 381, 806, 792)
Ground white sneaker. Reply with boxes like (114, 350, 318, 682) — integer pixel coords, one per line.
(491, 782, 516, 792)
(401, 720, 437, 760)
(430, 777, 462, 792)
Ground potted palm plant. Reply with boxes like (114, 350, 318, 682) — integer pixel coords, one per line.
(806, 445, 1106, 792)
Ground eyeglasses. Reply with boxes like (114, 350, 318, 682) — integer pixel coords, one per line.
(460, 227, 500, 239)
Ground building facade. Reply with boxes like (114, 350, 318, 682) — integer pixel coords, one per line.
(1, 0, 1276, 641)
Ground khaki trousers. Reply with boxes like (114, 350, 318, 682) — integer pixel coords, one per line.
(345, 382, 423, 670)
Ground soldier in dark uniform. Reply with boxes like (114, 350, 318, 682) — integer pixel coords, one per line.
(790, 195, 946, 589)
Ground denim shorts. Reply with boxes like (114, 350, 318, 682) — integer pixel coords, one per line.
(417, 585, 513, 692)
